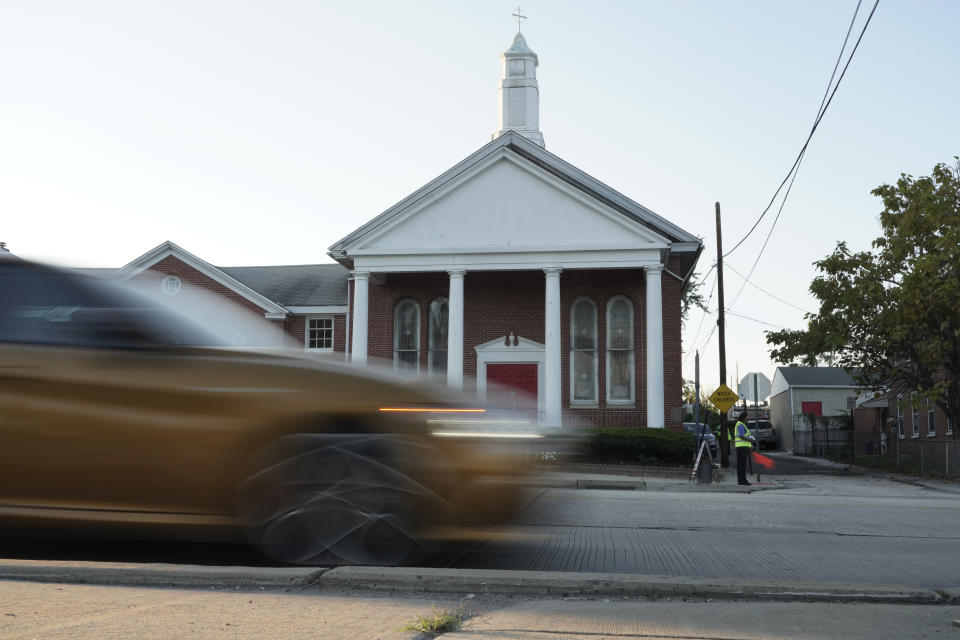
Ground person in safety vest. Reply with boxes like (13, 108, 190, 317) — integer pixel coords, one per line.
(734, 411, 756, 486)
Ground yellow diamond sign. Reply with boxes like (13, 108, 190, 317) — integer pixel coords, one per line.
(709, 384, 740, 413)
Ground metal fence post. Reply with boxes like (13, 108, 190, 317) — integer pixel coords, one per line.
(920, 442, 924, 476)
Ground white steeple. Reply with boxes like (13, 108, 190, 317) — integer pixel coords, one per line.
(493, 31, 544, 148)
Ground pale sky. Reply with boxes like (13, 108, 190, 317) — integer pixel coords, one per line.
(3, 0, 958, 395)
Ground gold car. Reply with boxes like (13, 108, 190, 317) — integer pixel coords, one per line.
(0, 256, 538, 565)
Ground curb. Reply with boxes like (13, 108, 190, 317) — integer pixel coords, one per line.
(0, 559, 321, 590)
(0, 561, 954, 605)
(318, 567, 951, 605)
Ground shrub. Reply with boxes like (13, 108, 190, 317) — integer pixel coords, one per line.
(581, 427, 696, 465)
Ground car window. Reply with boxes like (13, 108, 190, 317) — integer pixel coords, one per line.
(0, 264, 222, 348)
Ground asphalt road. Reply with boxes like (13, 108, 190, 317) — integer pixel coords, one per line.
(446, 455, 960, 588)
(3, 454, 958, 591)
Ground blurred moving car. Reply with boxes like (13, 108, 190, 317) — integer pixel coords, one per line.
(0, 255, 541, 565)
(681, 422, 717, 459)
(748, 419, 777, 450)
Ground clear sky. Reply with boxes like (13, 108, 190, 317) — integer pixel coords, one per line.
(3, 0, 958, 395)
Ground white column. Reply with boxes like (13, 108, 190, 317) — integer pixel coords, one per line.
(351, 271, 370, 365)
(446, 269, 465, 390)
(645, 265, 665, 428)
(544, 267, 563, 427)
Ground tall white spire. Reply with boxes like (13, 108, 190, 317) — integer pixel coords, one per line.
(493, 30, 544, 148)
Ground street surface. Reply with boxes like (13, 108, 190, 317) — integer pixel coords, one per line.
(447, 453, 960, 588)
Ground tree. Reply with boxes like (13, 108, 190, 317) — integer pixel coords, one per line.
(681, 270, 708, 328)
(766, 158, 960, 428)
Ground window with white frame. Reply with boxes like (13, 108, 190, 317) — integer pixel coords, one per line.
(393, 298, 420, 371)
(912, 401, 919, 438)
(428, 297, 448, 378)
(897, 396, 904, 439)
(570, 297, 597, 404)
(606, 296, 634, 404)
(927, 398, 936, 436)
(306, 317, 333, 351)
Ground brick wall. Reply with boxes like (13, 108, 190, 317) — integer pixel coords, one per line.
(351, 267, 685, 430)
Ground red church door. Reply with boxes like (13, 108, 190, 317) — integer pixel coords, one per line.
(486, 364, 538, 417)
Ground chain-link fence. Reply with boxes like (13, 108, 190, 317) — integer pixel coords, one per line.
(792, 415, 853, 458)
(792, 413, 959, 477)
(861, 437, 960, 477)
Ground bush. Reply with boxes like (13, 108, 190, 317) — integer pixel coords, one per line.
(581, 427, 697, 465)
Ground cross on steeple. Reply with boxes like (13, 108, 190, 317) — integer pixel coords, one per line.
(512, 6, 527, 32)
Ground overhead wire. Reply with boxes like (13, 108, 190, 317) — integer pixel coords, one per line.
(722, 0, 875, 259)
(724, 262, 815, 315)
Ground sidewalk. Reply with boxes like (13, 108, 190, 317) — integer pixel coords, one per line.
(536, 463, 783, 492)
(773, 451, 960, 495)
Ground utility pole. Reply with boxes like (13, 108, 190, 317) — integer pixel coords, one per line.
(716, 202, 730, 468)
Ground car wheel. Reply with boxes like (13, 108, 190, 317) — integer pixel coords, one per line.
(236, 433, 457, 566)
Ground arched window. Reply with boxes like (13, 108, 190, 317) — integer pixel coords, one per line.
(569, 297, 597, 403)
(428, 297, 448, 378)
(606, 296, 634, 403)
(393, 298, 420, 371)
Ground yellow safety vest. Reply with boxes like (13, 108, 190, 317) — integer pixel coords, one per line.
(734, 421, 753, 448)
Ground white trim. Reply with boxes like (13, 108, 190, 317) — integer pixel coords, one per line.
(351, 252, 663, 273)
(569, 296, 598, 405)
(475, 336, 545, 420)
(287, 306, 348, 314)
(113, 241, 288, 316)
(304, 315, 335, 353)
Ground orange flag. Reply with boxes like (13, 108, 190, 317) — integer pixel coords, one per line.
(752, 451, 775, 470)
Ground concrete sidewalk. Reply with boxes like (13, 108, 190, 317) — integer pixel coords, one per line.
(537, 465, 783, 492)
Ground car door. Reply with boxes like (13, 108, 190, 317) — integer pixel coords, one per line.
(0, 263, 240, 518)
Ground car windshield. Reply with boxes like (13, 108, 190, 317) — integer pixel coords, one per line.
(0, 263, 223, 348)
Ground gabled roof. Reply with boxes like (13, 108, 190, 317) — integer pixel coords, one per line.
(328, 131, 702, 280)
(222, 265, 348, 306)
(775, 366, 859, 387)
(114, 241, 301, 317)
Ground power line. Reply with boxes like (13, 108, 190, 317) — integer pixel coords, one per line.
(724, 309, 786, 330)
(724, 262, 815, 314)
(723, 0, 876, 259)
(683, 270, 718, 362)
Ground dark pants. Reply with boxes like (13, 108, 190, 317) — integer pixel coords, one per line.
(736, 446, 751, 484)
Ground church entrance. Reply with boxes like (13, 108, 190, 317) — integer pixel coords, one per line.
(486, 363, 538, 417)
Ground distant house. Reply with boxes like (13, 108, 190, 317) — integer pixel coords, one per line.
(88, 241, 350, 356)
(769, 367, 861, 451)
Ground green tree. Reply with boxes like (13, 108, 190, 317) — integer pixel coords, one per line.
(766, 158, 960, 427)
(681, 269, 708, 328)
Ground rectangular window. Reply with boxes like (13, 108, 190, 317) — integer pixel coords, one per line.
(927, 399, 936, 437)
(306, 317, 333, 351)
(897, 397, 904, 439)
(947, 389, 953, 435)
(911, 403, 919, 438)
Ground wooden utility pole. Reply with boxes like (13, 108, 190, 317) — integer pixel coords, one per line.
(716, 202, 730, 468)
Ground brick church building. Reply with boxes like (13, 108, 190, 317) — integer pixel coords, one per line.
(108, 31, 702, 430)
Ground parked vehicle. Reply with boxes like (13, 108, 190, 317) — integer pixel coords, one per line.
(682, 422, 718, 459)
(0, 255, 541, 565)
(748, 419, 777, 450)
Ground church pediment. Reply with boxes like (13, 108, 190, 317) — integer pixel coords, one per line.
(329, 132, 700, 274)
(354, 150, 668, 254)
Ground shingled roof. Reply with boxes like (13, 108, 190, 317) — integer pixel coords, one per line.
(776, 367, 859, 387)
(221, 265, 348, 307)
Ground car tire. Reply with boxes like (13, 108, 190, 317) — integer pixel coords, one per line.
(236, 432, 457, 566)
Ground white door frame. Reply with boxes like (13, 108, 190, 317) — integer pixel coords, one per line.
(474, 336, 546, 419)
